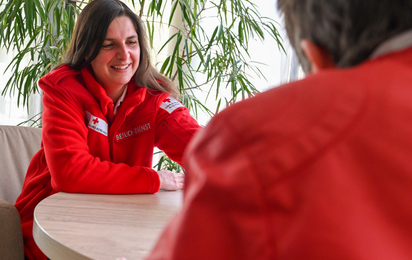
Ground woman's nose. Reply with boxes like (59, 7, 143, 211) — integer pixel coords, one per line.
(117, 44, 129, 60)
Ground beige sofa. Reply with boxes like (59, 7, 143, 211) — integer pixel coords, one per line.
(0, 125, 42, 260)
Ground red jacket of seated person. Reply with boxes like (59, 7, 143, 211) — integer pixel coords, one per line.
(146, 46, 412, 259)
(15, 64, 200, 260)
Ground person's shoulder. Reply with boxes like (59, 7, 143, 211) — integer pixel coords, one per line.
(40, 64, 81, 86)
(210, 67, 369, 139)
(39, 64, 89, 104)
(142, 88, 184, 112)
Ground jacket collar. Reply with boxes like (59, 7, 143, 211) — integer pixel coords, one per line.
(370, 29, 412, 59)
(80, 66, 146, 119)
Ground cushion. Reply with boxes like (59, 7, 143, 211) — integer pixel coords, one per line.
(0, 125, 42, 204)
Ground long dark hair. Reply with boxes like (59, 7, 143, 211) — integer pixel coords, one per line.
(61, 0, 179, 97)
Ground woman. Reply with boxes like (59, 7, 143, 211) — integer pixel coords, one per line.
(15, 0, 200, 259)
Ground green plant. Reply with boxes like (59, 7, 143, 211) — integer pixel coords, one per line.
(0, 0, 79, 112)
(144, 0, 284, 116)
(0, 0, 284, 170)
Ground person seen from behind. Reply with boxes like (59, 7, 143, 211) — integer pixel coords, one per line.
(146, 0, 412, 259)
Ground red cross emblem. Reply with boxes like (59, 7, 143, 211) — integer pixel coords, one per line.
(164, 98, 171, 103)
(93, 118, 99, 124)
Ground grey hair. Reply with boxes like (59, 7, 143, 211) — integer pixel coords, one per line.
(277, 0, 412, 72)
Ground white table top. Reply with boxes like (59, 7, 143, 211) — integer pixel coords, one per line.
(33, 190, 182, 260)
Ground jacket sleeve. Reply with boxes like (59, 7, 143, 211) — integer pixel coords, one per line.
(154, 97, 201, 166)
(41, 79, 160, 194)
(146, 113, 269, 260)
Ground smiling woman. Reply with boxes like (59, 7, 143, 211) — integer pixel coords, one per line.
(13, 1, 201, 260)
(89, 16, 141, 104)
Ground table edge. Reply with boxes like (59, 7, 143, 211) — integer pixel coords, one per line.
(33, 197, 93, 260)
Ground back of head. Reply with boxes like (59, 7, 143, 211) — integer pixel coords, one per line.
(277, 0, 412, 72)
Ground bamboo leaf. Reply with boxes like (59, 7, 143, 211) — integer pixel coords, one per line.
(176, 57, 184, 91)
(168, 0, 179, 26)
(205, 26, 218, 52)
(158, 32, 179, 54)
(160, 56, 171, 74)
(238, 20, 244, 45)
(33, 0, 46, 21)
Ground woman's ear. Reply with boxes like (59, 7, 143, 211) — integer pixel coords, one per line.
(300, 39, 335, 73)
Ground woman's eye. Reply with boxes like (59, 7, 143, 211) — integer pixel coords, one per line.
(102, 43, 113, 48)
(128, 41, 137, 45)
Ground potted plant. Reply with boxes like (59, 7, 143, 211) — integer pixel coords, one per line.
(0, 0, 284, 169)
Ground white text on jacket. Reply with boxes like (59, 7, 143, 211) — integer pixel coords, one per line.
(116, 123, 151, 141)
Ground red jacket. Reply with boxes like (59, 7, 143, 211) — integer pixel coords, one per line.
(147, 47, 412, 259)
(15, 65, 200, 260)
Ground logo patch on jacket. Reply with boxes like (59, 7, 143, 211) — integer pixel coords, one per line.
(160, 97, 184, 114)
(86, 111, 108, 136)
(116, 123, 152, 142)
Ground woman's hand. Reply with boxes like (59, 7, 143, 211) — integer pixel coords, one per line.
(158, 170, 184, 190)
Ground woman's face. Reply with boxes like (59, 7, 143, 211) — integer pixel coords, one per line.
(90, 16, 140, 95)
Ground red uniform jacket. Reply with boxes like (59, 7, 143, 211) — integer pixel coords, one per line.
(15, 65, 200, 260)
(147, 47, 412, 259)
